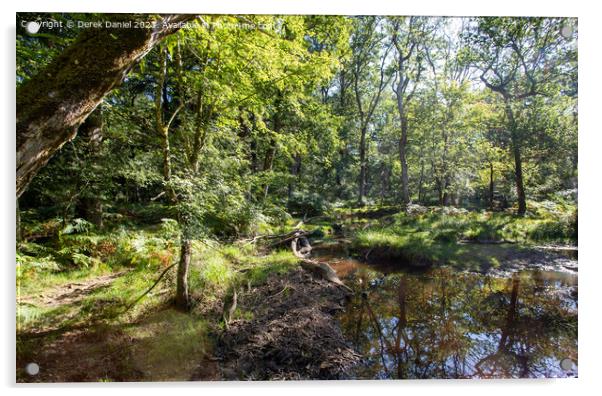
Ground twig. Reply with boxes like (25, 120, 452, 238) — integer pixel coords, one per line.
(122, 264, 176, 313)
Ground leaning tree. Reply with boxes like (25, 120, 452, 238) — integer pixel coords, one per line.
(16, 14, 194, 197)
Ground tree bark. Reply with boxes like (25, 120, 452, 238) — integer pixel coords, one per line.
(399, 117, 410, 205)
(262, 138, 276, 200)
(76, 107, 104, 227)
(16, 14, 193, 198)
(287, 154, 302, 200)
(511, 137, 527, 216)
(358, 125, 368, 205)
(176, 238, 192, 309)
(504, 102, 527, 216)
(391, 20, 421, 207)
(417, 159, 425, 204)
(154, 45, 183, 203)
(352, 30, 392, 207)
(16, 198, 22, 243)
(489, 162, 495, 210)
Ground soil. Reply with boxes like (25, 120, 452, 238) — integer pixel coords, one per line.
(19, 271, 130, 308)
(201, 268, 361, 380)
(350, 242, 578, 276)
(18, 265, 360, 382)
(17, 326, 145, 382)
(17, 306, 218, 383)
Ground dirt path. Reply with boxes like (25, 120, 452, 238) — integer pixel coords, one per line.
(19, 270, 130, 308)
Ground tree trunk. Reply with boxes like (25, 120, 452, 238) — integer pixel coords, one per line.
(504, 103, 527, 216)
(489, 162, 495, 210)
(399, 117, 410, 205)
(417, 160, 425, 204)
(76, 107, 104, 227)
(442, 176, 451, 206)
(358, 125, 368, 206)
(176, 237, 192, 309)
(288, 154, 302, 200)
(512, 138, 527, 216)
(154, 45, 180, 203)
(16, 198, 21, 243)
(262, 138, 276, 200)
(16, 14, 193, 198)
(380, 162, 391, 203)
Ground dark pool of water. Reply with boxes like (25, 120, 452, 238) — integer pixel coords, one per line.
(323, 255, 578, 379)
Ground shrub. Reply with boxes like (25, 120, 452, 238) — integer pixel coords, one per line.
(287, 191, 331, 217)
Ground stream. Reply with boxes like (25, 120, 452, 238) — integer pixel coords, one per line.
(318, 251, 578, 379)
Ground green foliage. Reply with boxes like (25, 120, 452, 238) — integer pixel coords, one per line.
(287, 191, 331, 216)
(354, 205, 576, 268)
(16, 16, 577, 342)
(60, 218, 94, 235)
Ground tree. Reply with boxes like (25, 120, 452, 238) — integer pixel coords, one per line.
(16, 14, 193, 197)
(349, 17, 393, 206)
(465, 17, 576, 215)
(388, 16, 428, 205)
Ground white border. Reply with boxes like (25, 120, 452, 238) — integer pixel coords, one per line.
(2, 1, 600, 396)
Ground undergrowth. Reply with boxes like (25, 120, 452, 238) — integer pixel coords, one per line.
(352, 200, 576, 269)
(16, 219, 298, 334)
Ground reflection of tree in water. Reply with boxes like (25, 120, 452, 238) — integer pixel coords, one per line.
(340, 268, 577, 379)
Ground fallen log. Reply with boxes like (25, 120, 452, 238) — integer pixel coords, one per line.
(239, 228, 310, 247)
(458, 239, 516, 245)
(269, 229, 312, 249)
(291, 236, 352, 293)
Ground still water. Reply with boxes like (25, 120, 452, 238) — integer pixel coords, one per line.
(326, 256, 578, 379)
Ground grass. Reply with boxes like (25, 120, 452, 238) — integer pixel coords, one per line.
(16, 223, 301, 335)
(122, 308, 212, 381)
(16, 218, 306, 381)
(351, 202, 576, 271)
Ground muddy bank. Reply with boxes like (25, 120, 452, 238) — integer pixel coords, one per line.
(348, 242, 578, 276)
(204, 268, 360, 380)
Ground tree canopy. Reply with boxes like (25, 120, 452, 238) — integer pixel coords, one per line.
(17, 13, 577, 308)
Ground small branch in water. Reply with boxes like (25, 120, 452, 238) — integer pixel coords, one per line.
(291, 235, 352, 293)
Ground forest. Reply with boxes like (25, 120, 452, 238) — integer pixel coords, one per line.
(16, 14, 578, 381)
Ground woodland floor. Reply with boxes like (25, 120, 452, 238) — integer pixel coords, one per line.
(19, 271, 131, 308)
(208, 268, 359, 380)
(16, 208, 577, 382)
(17, 265, 357, 382)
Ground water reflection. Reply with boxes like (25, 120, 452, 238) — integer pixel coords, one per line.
(328, 258, 578, 379)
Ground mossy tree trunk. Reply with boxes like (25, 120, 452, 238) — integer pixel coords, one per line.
(16, 14, 193, 197)
(16, 198, 21, 243)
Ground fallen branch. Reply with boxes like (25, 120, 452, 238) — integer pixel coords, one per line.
(291, 236, 352, 293)
(269, 229, 312, 249)
(458, 239, 517, 245)
(123, 263, 176, 313)
(150, 191, 166, 201)
(239, 228, 309, 246)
